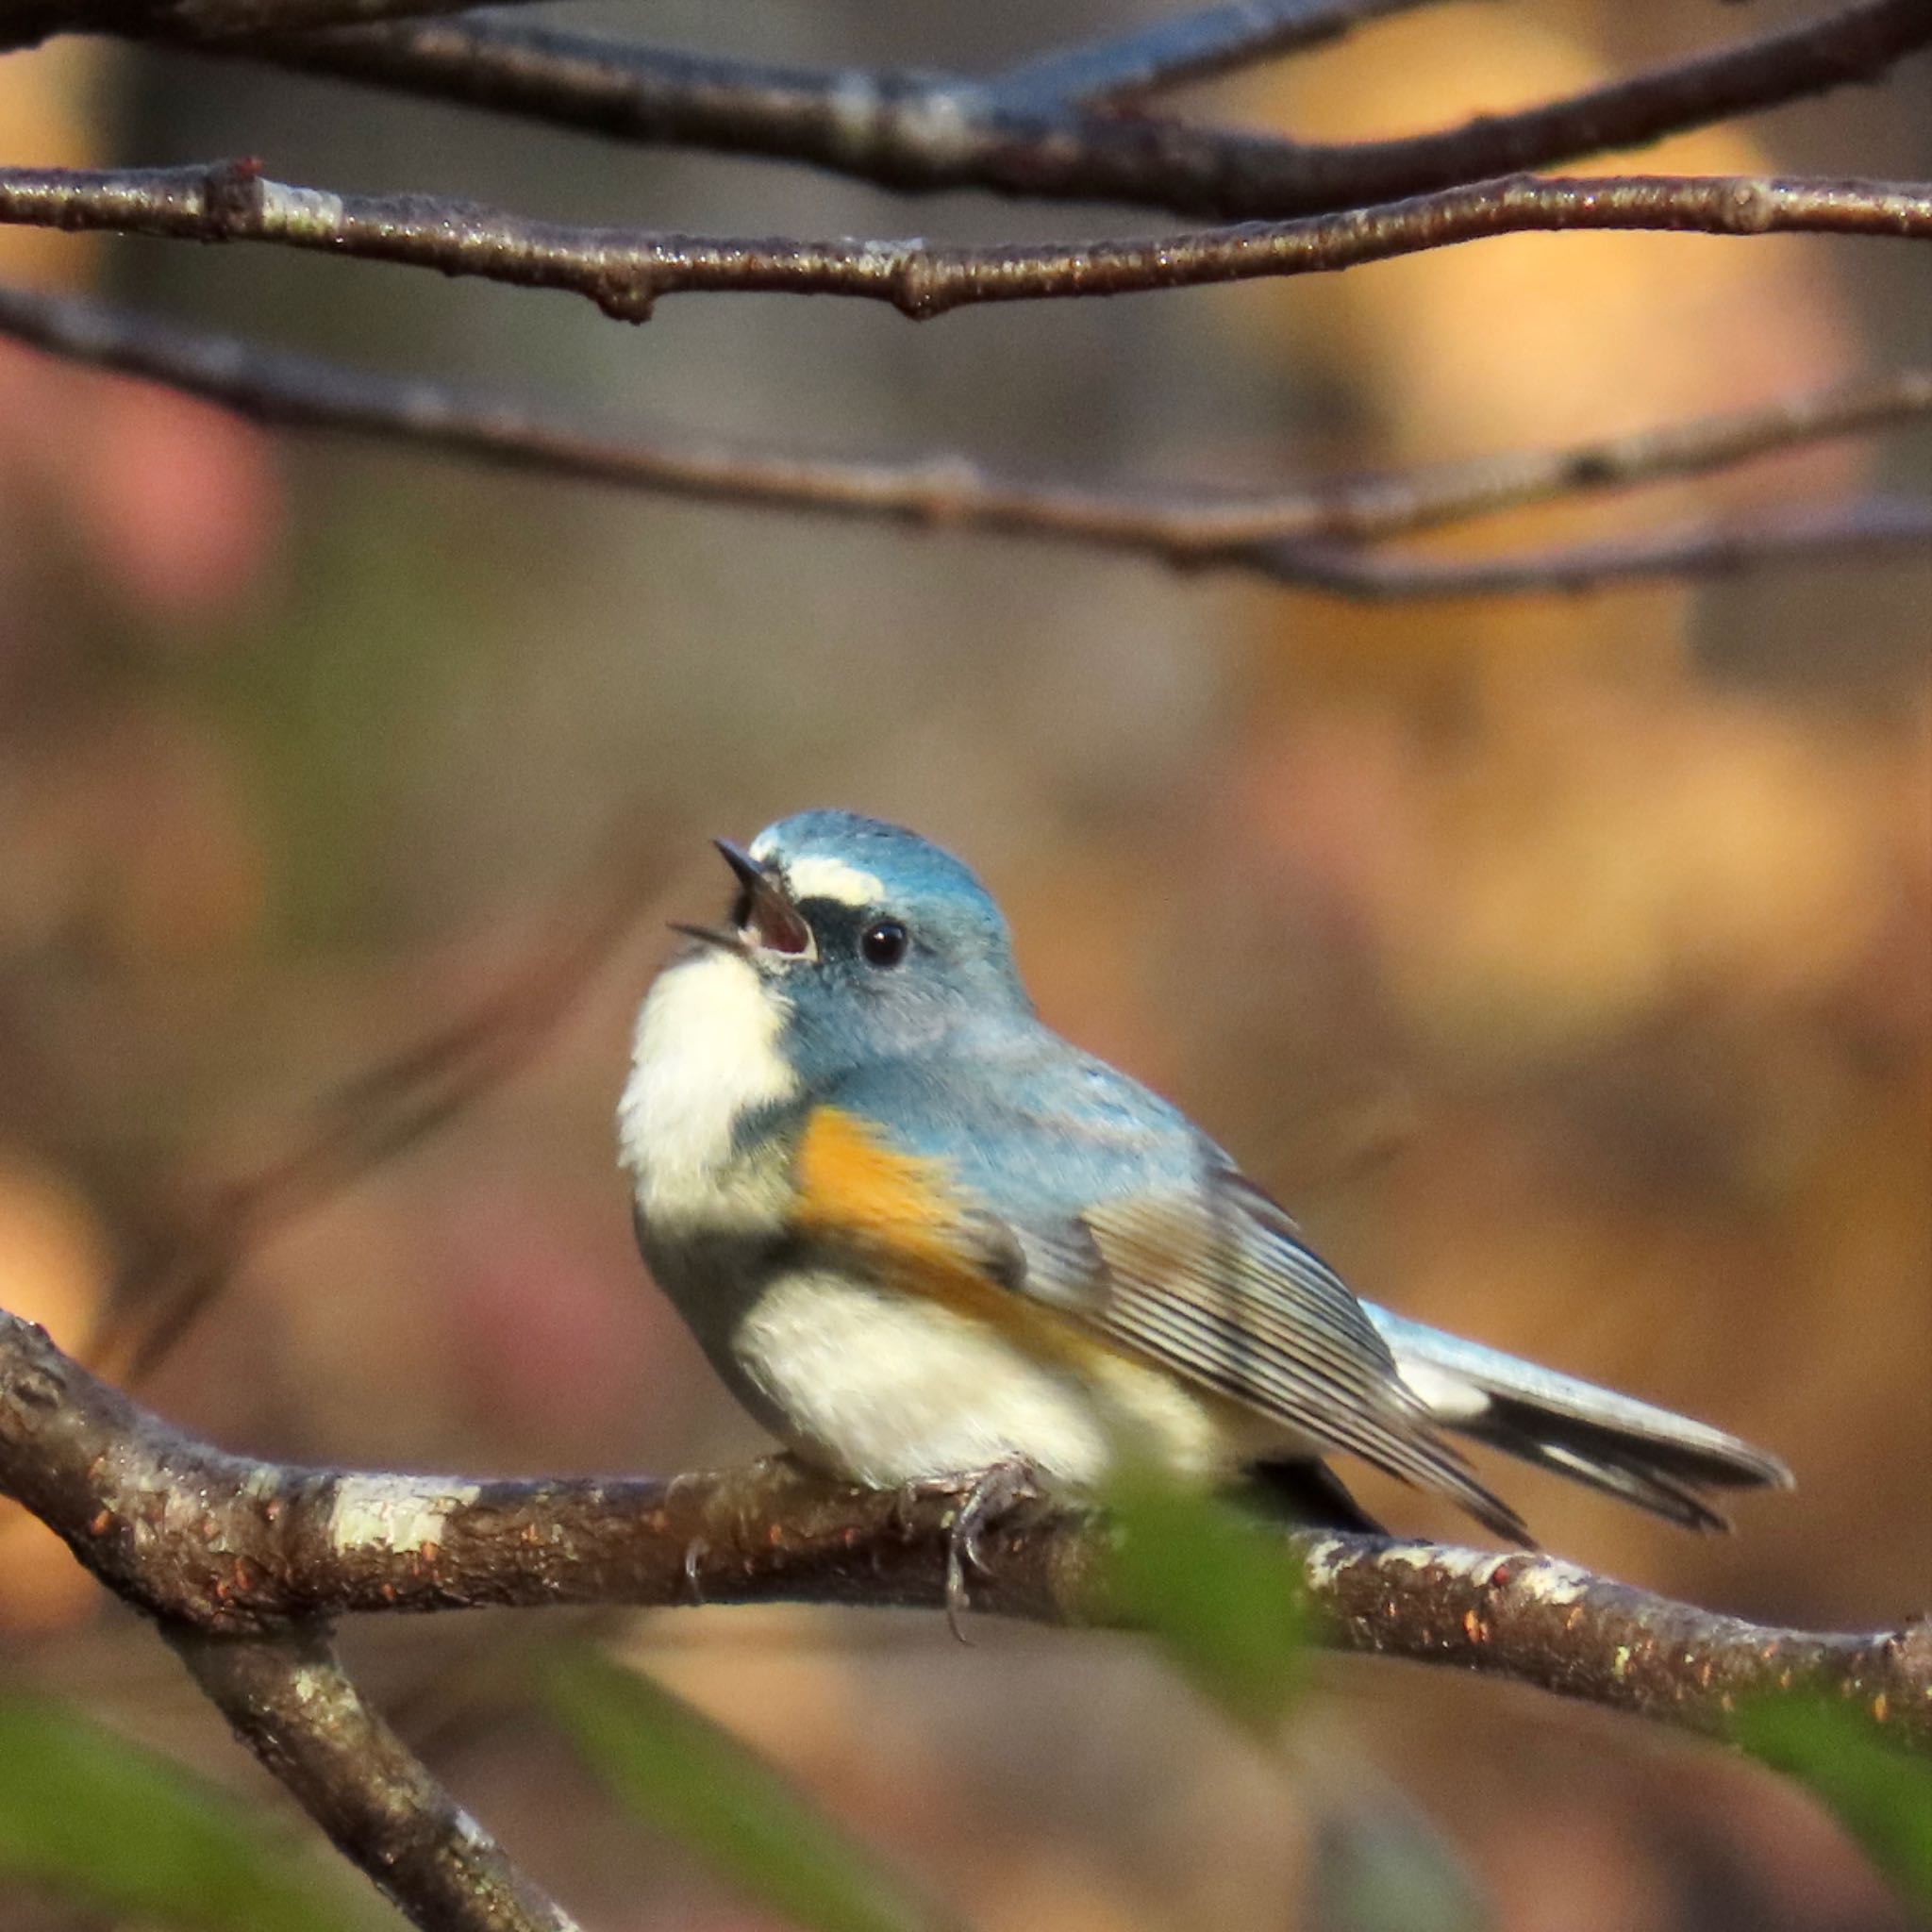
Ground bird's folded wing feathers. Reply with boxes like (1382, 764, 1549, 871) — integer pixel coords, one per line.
(791, 1094, 1524, 1539)
(1062, 1182, 1528, 1541)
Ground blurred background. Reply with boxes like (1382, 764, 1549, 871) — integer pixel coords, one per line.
(0, 2, 1927, 1927)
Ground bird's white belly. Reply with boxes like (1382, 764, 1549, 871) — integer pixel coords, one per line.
(732, 1270, 1238, 1488)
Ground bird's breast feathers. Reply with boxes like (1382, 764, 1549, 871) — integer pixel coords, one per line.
(619, 953, 1017, 1291)
(622, 1007, 1319, 1486)
(618, 947, 798, 1234)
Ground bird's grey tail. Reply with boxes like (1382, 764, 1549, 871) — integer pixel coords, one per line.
(1365, 1307, 1793, 1533)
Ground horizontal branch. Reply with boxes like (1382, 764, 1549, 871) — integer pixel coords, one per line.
(989, 0, 1438, 110)
(0, 0, 546, 54)
(237, 0, 1932, 222)
(2, 281, 1925, 601)
(1260, 500, 1932, 598)
(2, 1307, 1924, 1748)
(171, 1626, 581, 1932)
(2, 161, 1926, 325)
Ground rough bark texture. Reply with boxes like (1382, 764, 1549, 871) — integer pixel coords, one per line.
(2, 162, 1927, 324)
(173, 1628, 585, 1932)
(4, 1308, 1924, 1749)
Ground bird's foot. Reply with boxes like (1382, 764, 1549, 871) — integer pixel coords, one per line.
(893, 1457, 1043, 1642)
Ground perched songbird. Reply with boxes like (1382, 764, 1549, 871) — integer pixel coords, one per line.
(619, 810, 1790, 1548)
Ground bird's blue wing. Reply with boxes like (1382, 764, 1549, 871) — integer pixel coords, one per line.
(820, 1046, 1524, 1538)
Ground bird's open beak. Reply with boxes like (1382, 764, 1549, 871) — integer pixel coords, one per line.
(669, 839, 813, 958)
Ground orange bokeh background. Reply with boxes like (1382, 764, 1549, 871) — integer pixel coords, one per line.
(0, 9, 1926, 1930)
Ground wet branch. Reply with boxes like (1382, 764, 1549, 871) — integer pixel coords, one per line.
(1, 160, 1926, 325)
(3, 1306, 1925, 1751)
(2, 282, 1925, 600)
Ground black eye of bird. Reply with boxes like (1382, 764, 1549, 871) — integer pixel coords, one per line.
(860, 919, 909, 969)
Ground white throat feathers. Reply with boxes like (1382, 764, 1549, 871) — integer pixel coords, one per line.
(618, 947, 797, 1235)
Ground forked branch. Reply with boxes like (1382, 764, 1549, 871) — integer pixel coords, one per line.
(2, 1307, 1924, 1748)
(172, 1628, 583, 1932)
(224, 0, 1932, 222)
(2, 1301, 1923, 1932)
(3, 283, 1926, 600)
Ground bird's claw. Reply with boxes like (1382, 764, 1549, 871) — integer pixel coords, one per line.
(682, 1536, 709, 1606)
(892, 1457, 1041, 1643)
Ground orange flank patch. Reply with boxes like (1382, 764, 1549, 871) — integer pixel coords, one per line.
(790, 1107, 1102, 1372)
(791, 1107, 984, 1285)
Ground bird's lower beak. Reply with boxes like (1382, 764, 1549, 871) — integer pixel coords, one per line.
(668, 921, 746, 957)
(710, 839, 813, 957)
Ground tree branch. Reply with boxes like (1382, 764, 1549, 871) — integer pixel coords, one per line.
(101, 815, 663, 1384)
(171, 1626, 582, 1932)
(989, 0, 1438, 110)
(2, 1307, 1924, 1749)
(0, 0, 545, 55)
(3, 282, 1925, 600)
(1257, 500, 1932, 598)
(227, 0, 1932, 222)
(2, 161, 1926, 325)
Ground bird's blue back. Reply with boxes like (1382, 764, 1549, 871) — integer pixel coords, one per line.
(821, 1029, 1215, 1227)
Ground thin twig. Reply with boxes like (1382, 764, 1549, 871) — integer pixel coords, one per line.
(95, 815, 666, 1385)
(172, 1626, 582, 1932)
(1258, 500, 1932, 598)
(1, 1308, 1924, 1749)
(2, 282, 1925, 600)
(232, 0, 1932, 222)
(990, 0, 1439, 109)
(0, 0, 546, 54)
(1, 162, 1925, 325)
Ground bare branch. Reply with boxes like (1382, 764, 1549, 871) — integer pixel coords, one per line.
(0, 0, 547, 56)
(171, 1627, 582, 1932)
(1256, 500, 1932, 597)
(2, 1307, 1924, 1749)
(101, 816, 663, 1384)
(1, 161, 1925, 325)
(990, 0, 1438, 110)
(2, 282, 1925, 602)
(234, 1, 1932, 222)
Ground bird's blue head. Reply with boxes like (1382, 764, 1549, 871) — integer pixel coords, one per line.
(675, 811, 1034, 1085)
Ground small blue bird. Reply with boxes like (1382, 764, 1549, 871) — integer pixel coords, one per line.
(620, 810, 1790, 1550)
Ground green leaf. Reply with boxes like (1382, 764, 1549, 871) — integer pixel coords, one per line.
(0, 1694, 382, 1932)
(1103, 1461, 1309, 1735)
(1735, 1695, 1932, 1909)
(1306, 1790, 1492, 1932)
(544, 1649, 958, 1932)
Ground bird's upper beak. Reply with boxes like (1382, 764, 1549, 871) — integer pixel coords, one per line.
(671, 840, 813, 958)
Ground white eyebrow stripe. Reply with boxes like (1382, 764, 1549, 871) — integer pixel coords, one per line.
(781, 855, 888, 907)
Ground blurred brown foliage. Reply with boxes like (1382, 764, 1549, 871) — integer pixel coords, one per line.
(0, 5, 1926, 1930)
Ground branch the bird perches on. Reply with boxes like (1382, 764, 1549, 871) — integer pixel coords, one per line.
(1, 1307, 1925, 1932)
